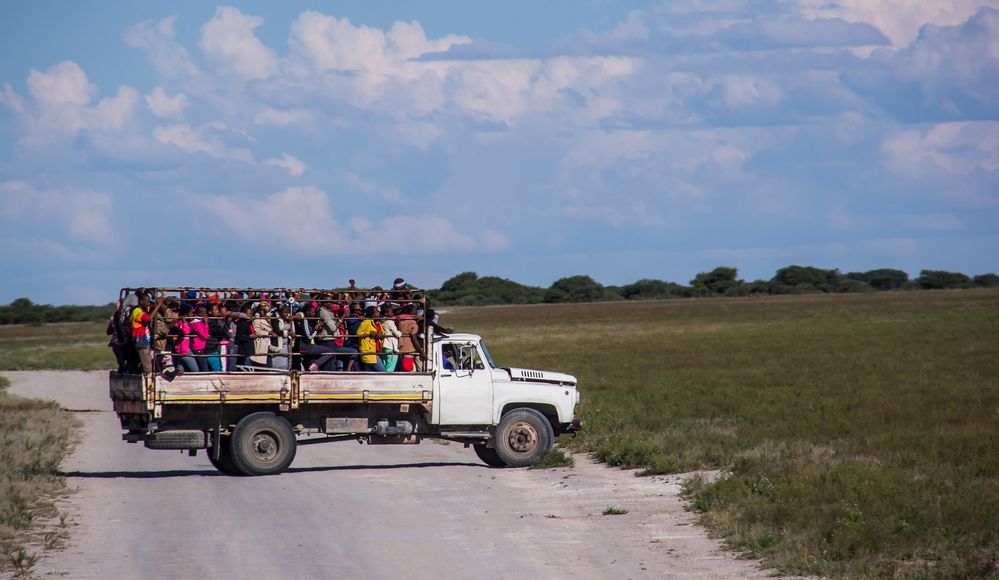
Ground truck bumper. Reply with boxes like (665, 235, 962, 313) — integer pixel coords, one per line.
(563, 419, 583, 434)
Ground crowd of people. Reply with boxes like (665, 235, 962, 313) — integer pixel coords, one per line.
(108, 278, 454, 377)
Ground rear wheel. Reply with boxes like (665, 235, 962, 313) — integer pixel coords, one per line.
(473, 444, 507, 467)
(230, 413, 297, 476)
(494, 408, 554, 467)
(208, 435, 244, 476)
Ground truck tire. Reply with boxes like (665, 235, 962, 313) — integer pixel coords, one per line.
(209, 435, 244, 476)
(494, 408, 554, 468)
(230, 412, 297, 476)
(473, 444, 507, 467)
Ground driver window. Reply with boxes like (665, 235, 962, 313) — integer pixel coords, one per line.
(441, 344, 459, 371)
(460, 345, 485, 370)
(442, 343, 485, 371)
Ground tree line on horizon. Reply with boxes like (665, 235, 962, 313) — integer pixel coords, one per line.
(428, 266, 999, 306)
(1, 266, 997, 323)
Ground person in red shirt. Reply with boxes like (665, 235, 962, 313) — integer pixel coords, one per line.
(130, 290, 165, 374)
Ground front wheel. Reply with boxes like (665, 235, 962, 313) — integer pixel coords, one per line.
(230, 412, 297, 476)
(473, 444, 507, 467)
(494, 408, 554, 468)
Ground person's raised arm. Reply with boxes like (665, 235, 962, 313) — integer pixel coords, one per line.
(149, 290, 166, 319)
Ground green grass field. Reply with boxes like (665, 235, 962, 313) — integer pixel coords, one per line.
(1, 290, 996, 577)
(447, 289, 999, 578)
(0, 322, 112, 370)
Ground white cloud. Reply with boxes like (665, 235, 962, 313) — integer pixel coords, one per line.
(0, 83, 26, 113)
(123, 16, 201, 79)
(264, 153, 307, 176)
(289, 13, 470, 74)
(283, 12, 640, 127)
(200, 6, 278, 80)
(152, 123, 253, 162)
(206, 186, 497, 256)
(145, 86, 189, 118)
(882, 121, 999, 177)
(93, 86, 140, 130)
(798, 0, 999, 46)
(2, 62, 139, 145)
(0, 181, 114, 246)
(26, 61, 95, 106)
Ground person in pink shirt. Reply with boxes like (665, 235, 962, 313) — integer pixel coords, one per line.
(189, 304, 218, 372)
(173, 304, 198, 372)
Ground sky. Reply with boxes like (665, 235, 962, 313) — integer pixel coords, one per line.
(1, 1, 997, 305)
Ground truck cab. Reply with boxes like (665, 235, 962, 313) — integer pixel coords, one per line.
(434, 333, 580, 430)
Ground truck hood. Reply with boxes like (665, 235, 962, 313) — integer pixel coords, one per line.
(504, 367, 577, 386)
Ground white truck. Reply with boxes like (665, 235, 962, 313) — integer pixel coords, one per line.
(109, 288, 581, 476)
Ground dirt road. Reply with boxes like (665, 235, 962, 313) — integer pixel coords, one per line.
(4, 371, 766, 579)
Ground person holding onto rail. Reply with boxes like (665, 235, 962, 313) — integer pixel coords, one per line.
(172, 304, 199, 373)
(189, 304, 219, 372)
(234, 302, 255, 369)
(131, 290, 166, 375)
(397, 303, 424, 372)
(357, 305, 386, 372)
(250, 301, 277, 368)
(380, 304, 402, 372)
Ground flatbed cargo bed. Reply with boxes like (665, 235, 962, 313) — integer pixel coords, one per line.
(110, 370, 434, 418)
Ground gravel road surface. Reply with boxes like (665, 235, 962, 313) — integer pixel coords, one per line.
(4, 371, 766, 579)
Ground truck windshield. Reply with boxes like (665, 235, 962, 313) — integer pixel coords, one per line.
(479, 341, 499, 369)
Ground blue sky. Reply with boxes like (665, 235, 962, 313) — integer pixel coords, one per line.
(1, 1, 997, 304)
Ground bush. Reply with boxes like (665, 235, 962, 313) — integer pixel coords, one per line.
(432, 272, 545, 306)
(916, 270, 971, 289)
(544, 275, 609, 303)
(691, 267, 742, 296)
(619, 279, 687, 300)
(973, 273, 999, 287)
(846, 269, 908, 290)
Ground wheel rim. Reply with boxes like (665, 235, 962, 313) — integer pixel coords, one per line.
(249, 430, 280, 464)
(506, 421, 539, 455)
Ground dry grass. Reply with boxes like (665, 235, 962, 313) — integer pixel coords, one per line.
(0, 376, 81, 576)
(448, 289, 999, 578)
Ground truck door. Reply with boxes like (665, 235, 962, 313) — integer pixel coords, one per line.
(438, 341, 494, 425)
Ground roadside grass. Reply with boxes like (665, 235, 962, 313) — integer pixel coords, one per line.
(0, 375, 81, 576)
(0, 322, 112, 370)
(448, 289, 999, 578)
(602, 506, 629, 516)
(529, 448, 575, 469)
